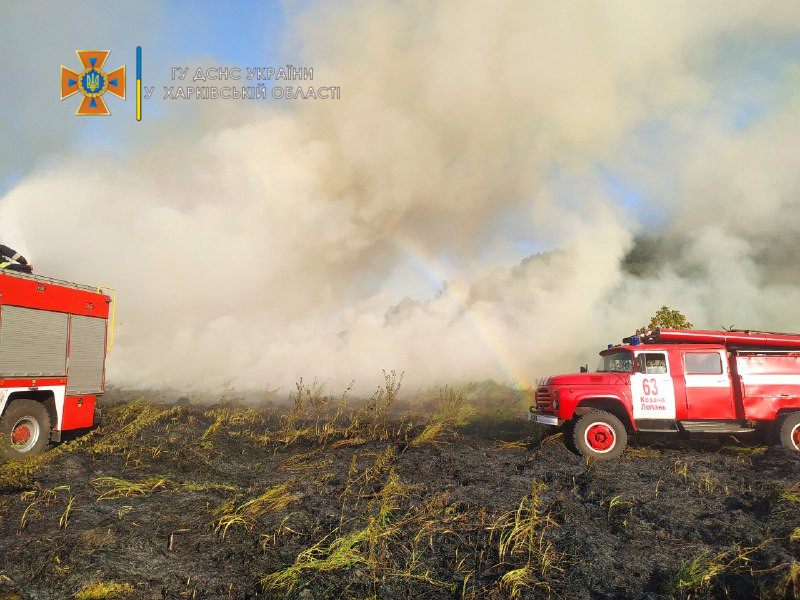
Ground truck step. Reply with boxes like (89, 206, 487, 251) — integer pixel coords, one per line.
(635, 419, 680, 432)
(678, 420, 754, 433)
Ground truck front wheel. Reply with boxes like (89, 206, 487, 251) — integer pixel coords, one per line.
(779, 412, 800, 451)
(0, 399, 51, 458)
(572, 410, 627, 460)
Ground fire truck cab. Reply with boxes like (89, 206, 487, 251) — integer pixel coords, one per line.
(0, 270, 112, 457)
(529, 329, 800, 459)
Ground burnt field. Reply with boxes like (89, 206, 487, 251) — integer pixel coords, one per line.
(0, 379, 798, 600)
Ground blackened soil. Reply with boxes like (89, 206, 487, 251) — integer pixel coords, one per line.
(0, 402, 797, 600)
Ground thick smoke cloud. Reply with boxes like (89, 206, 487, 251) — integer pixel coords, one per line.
(2, 1, 799, 393)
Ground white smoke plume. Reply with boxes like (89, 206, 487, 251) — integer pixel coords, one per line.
(2, 1, 800, 394)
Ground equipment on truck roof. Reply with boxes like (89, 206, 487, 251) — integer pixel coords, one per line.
(625, 328, 800, 349)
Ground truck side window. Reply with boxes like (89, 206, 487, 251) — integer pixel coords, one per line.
(638, 353, 667, 374)
(684, 352, 722, 374)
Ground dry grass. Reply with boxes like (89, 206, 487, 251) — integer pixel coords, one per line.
(673, 459, 689, 481)
(214, 481, 296, 539)
(277, 449, 331, 474)
(346, 370, 404, 442)
(722, 444, 767, 457)
(624, 446, 661, 459)
(0, 447, 82, 490)
(697, 474, 716, 495)
(17, 485, 69, 529)
(74, 581, 134, 599)
(489, 480, 562, 598)
(260, 442, 482, 595)
(780, 483, 800, 505)
(60, 493, 77, 529)
(607, 495, 633, 519)
(91, 476, 169, 500)
(266, 372, 416, 450)
(667, 543, 766, 597)
(495, 439, 531, 450)
(411, 386, 466, 447)
(330, 437, 367, 448)
(775, 561, 800, 599)
(261, 467, 442, 594)
(201, 406, 265, 440)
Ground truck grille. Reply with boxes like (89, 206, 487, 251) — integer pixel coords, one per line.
(535, 387, 552, 411)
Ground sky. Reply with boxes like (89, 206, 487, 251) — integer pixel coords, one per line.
(1, 1, 800, 396)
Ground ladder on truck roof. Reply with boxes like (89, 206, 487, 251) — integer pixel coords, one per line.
(640, 328, 800, 350)
(0, 268, 99, 293)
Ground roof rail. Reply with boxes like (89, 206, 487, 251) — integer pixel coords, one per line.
(0, 269, 98, 292)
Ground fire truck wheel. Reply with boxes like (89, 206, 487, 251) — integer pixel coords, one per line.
(0, 399, 51, 458)
(572, 410, 627, 460)
(778, 412, 800, 451)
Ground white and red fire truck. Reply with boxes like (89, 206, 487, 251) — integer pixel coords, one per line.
(0, 269, 113, 457)
(529, 329, 800, 459)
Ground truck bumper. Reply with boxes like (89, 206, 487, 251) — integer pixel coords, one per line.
(528, 411, 563, 427)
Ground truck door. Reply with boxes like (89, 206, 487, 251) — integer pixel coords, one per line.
(631, 352, 676, 419)
(682, 350, 734, 419)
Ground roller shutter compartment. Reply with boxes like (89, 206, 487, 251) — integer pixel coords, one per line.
(67, 315, 107, 394)
(0, 305, 68, 376)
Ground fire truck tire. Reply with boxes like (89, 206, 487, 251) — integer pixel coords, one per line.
(0, 399, 51, 458)
(778, 412, 800, 451)
(572, 410, 627, 460)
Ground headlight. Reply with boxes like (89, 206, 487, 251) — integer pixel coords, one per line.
(552, 389, 560, 411)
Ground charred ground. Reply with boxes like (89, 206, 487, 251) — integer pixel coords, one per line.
(0, 379, 797, 600)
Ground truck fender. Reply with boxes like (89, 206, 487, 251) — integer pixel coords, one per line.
(572, 397, 635, 432)
(1, 389, 60, 431)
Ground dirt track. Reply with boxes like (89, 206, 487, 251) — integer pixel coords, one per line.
(0, 397, 797, 600)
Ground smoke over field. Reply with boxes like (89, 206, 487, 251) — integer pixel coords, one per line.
(2, 1, 800, 392)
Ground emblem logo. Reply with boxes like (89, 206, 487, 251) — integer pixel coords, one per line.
(61, 51, 125, 115)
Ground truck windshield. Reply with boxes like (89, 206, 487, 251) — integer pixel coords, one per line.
(597, 350, 633, 373)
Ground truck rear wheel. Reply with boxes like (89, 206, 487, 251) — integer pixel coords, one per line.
(0, 399, 51, 458)
(778, 412, 800, 451)
(572, 410, 627, 460)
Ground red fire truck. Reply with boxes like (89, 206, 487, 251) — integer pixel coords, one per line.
(0, 270, 113, 457)
(529, 329, 800, 459)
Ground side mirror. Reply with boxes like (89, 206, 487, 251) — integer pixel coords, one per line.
(580, 365, 588, 373)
